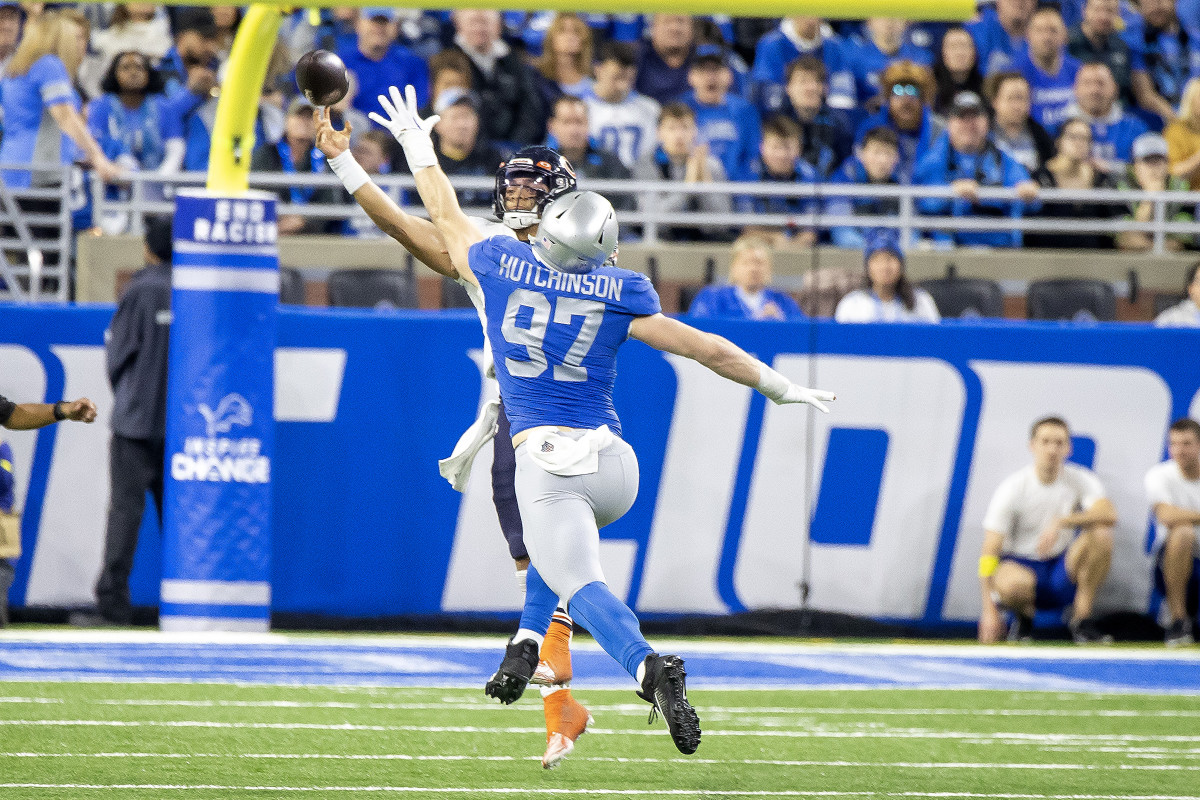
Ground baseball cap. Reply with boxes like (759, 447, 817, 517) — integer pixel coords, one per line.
(361, 7, 398, 21)
(433, 87, 480, 115)
(1132, 132, 1169, 161)
(691, 44, 727, 67)
(949, 91, 986, 117)
(864, 228, 904, 265)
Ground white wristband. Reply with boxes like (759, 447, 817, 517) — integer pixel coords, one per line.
(398, 130, 438, 171)
(328, 150, 371, 195)
(754, 363, 791, 403)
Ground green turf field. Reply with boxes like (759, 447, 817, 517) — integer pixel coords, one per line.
(0, 681, 1197, 799)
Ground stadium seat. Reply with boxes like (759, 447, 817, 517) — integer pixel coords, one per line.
(441, 276, 474, 309)
(1153, 293, 1185, 317)
(919, 276, 1004, 318)
(278, 267, 306, 306)
(1026, 279, 1117, 322)
(679, 284, 707, 313)
(327, 268, 419, 310)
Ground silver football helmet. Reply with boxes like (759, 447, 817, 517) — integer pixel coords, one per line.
(530, 191, 618, 275)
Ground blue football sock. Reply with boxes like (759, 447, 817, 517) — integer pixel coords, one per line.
(516, 565, 557, 638)
(568, 581, 654, 679)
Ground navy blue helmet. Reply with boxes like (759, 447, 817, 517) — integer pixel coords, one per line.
(493, 146, 578, 230)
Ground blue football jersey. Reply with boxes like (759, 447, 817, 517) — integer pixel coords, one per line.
(469, 235, 661, 437)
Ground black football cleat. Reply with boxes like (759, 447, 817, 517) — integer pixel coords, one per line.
(637, 653, 701, 754)
(484, 637, 539, 704)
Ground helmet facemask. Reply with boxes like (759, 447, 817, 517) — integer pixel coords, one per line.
(493, 148, 577, 230)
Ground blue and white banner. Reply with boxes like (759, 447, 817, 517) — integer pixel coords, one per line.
(2, 308, 1198, 631)
(160, 191, 279, 632)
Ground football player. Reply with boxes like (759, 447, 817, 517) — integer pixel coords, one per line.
(315, 110, 588, 768)
(369, 84, 835, 758)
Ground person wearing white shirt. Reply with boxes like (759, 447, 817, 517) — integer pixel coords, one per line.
(1144, 417, 1200, 646)
(834, 232, 941, 323)
(1154, 261, 1200, 327)
(978, 416, 1117, 644)
(584, 41, 660, 169)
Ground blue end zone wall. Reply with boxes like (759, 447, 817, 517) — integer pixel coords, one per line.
(2, 304, 1198, 628)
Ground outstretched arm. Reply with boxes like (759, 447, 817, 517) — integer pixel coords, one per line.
(628, 314, 834, 411)
(4, 399, 98, 430)
(315, 108, 457, 278)
(370, 86, 484, 286)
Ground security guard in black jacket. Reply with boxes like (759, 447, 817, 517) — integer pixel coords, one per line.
(90, 216, 173, 626)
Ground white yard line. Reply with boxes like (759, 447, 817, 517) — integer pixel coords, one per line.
(1, 752, 1198, 771)
(1, 719, 1199, 743)
(1, 786, 1199, 798)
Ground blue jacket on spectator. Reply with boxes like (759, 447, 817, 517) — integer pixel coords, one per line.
(751, 23, 856, 113)
(826, 155, 902, 249)
(1014, 48, 1082, 131)
(844, 32, 934, 106)
(1133, 23, 1198, 110)
(688, 284, 805, 320)
(855, 105, 939, 183)
(967, 6, 1025, 75)
(734, 156, 820, 217)
(913, 131, 1032, 248)
(87, 94, 168, 170)
(1063, 103, 1150, 165)
(338, 42, 430, 126)
(635, 42, 692, 105)
(683, 90, 762, 182)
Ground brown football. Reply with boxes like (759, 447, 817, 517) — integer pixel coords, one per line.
(295, 49, 349, 107)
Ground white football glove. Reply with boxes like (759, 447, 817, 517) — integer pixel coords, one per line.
(368, 84, 439, 171)
(755, 364, 835, 413)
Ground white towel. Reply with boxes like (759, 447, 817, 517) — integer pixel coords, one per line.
(523, 425, 614, 476)
(438, 400, 500, 492)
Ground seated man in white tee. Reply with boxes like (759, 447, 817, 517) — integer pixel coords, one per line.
(978, 416, 1117, 644)
(1144, 417, 1200, 647)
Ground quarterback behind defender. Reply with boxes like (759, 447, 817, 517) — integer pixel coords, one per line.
(315, 110, 590, 768)
(371, 85, 836, 757)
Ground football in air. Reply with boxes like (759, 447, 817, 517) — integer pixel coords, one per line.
(296, 49, 349, 106)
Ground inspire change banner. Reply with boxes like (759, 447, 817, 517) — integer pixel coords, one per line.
(160, 190, 279, 632)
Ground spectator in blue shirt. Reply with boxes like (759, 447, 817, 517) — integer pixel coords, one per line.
(180, 88, 283, 173)
(1015, 8, 1082, 130)
(782, 55, 855, 178)
(0, 7, 121, 221)
(735, 116, 819, 248)
(1134, 0, 1196, 118)
(932, 26, 984, 117)
(688, 234, 805, 320)
(751, 17, 855, 115)
(634, 14, 695, 104)
(1068, 0, 1172, 123)
(682, 44, 760, 181)
(914, 91, 1040, 248)
(967, 0, 1036, 75)
(828, 125, 903, 249)
(846, 18, 934, 109)
(157, 8, 221, 98)
(855, 60, 942, 183)
(1065, 61, 1150, 167)
(88, 52, 168, 172)
(339, 7, 430, 127)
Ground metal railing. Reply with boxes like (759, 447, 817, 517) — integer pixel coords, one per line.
(5, 164, 1199, 304)
(90, 169, 1200, 253)
(0, 164, 74, 303)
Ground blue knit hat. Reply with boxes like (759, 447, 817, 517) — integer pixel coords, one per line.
(864, 228, 904, 265)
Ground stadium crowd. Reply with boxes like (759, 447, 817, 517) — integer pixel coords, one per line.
(1, 3, 1199, 312)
